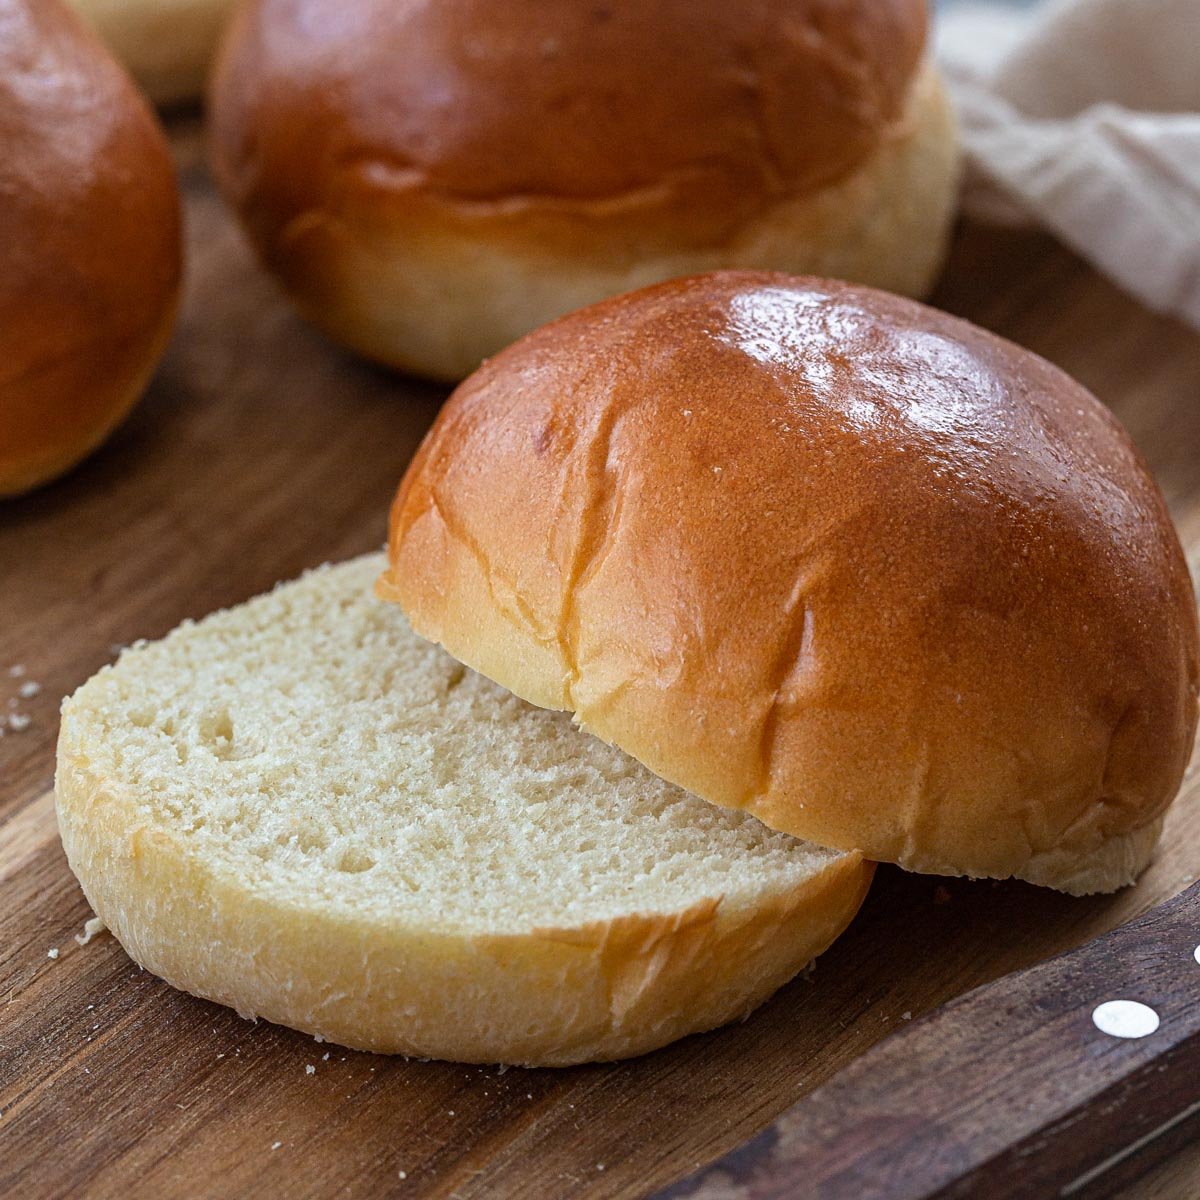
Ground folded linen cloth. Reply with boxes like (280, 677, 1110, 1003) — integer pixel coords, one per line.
(938, 0, 1200, 328)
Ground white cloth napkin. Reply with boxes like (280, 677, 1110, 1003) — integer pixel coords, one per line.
(937, 0, 1200, 328)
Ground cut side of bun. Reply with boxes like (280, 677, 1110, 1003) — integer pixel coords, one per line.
(383, 271, 1200, 895)
(56, 555, 871, 1066)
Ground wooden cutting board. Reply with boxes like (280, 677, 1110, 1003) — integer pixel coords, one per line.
(1, 121, 1198, 1200)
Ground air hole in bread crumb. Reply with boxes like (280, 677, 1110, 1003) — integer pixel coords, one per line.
(198, 710, 235, 757)
(336, 847, 375, 874)
(299, 831, 329, 854)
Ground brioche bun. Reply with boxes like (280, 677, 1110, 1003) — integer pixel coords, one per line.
(209, 0, 959, 381)
(68, 0, 238, 104)
(0, 0, 181, 497)
(381, 272, 1200, 895)
(57, 556, 871, 1066)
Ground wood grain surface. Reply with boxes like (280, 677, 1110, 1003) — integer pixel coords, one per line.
(1, 121, 1198, 1200)
(660, 882, 1200, 1199)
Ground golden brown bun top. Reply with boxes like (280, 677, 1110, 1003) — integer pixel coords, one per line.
(211, 0, 928, 248)
(383, 271, 1200, 893)
(0, 0, 180, 492)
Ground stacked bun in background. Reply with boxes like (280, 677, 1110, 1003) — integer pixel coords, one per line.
(67, 0, 238, 105)
(0, 0, 181, 497)
(58, 273, 1200, 1065)
(209, 0, 960, 380)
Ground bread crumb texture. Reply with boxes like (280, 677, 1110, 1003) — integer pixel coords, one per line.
(55, 555, 868, 1064)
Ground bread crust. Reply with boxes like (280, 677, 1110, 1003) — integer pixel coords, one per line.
(208, 0, 956, 380)
(0, 0, 181, 496)
(383, 272, 1200, 894)
(56, 743, 870, 1064)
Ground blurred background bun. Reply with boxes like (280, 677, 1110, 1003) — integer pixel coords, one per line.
(68, 0, 238, 105)
(210, 0, 960, 381)
(382, 271, 1200, 895)
(0, 0, 181, 498)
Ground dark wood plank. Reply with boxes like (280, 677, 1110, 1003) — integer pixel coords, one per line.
(657, 883, 1200, 1200)
(1, 118, 1197, 1199)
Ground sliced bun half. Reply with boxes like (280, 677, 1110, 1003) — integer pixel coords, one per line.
(56, 555, 871, 1066)
(382, 272, 1200, 895)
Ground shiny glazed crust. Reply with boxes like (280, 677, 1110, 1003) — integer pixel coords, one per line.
(382, 272, 1200, 894)
(0, 0, 181, 496)
(208, 0, 956, 380)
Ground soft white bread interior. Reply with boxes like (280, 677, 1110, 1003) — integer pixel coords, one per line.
(68, 0, 237, 104)
(56, 555, 871, 1066)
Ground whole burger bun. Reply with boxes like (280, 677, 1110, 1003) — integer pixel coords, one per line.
(0, 0, 182, 497)
(209, 0, 959, 381)
(381, 272, 1200, 895)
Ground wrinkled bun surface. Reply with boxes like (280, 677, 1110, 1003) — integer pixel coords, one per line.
(383, 272, 1200, 894)
(209, 0, 958, 380)
(0, 0, 181, 497)
(57, 556, 871, 1066)
(68, 0, 238, 104)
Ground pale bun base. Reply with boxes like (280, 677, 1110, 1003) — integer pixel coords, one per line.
(1013, 818, 1163, 896)
(68, 0, 236, 104)
(56, 556, 871, 1066)
(279, 64, 958, 381)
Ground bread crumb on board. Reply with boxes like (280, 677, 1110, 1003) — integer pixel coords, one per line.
(47, 947, 59, 960)
(2, 667, 39, 733)
(305, 1064, 316, 1075)
(271, 1141, 283, 1151)
(76, 916, 107, 946)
